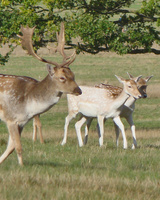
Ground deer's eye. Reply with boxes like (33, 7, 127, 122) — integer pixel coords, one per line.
(59, 77, 66, 82)
(128, 85, 132, 88)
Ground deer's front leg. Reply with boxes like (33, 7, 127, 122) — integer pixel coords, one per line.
(113, 121, 120, 147)
(8, 124, 23, 166)
(113, 116, 127, 149)
(0, 135, 15, 164)
(126, 115, 137, 149)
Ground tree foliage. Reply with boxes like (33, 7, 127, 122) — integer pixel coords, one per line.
(0, 0, 160, 64)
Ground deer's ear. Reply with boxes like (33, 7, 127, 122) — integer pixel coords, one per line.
(127, 72, 134, 79)
(134, 75, 142, 83)
(145, 75, 153, 82)
(115, 75, 125, 83)
(46, 64, 55, 77)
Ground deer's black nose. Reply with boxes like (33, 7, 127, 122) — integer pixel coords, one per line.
(73, 87, 82, 96)
(143, 94, 147, 98)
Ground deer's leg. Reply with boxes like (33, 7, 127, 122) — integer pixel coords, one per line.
(33, 117, 37, 142)
(113, 116, 127, 149)
(84, 117, 93, 145)
(11, 124, 23, 165)
(97, 118, 107, 146)
(113, 121, 120, 147)
(0, 135, 15, 164)
(97, 115, 105, 146)
(126, 115, 137, 149)
(61, 112, 77, 145)
(33, 115, 43, 144)
(75, 117, 86, 147)
(0, 124, 23, 165)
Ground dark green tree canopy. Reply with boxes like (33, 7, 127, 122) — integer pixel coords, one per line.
(0, 0, 160, 64)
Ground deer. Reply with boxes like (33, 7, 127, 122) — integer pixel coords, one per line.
(92, 74, 153, 149)
(0, 23, 82, 165)
(61, 74, 143, 149)
(61, 74, 152, 149)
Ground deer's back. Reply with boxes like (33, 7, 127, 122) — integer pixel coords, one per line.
(67, 86, 120, 117)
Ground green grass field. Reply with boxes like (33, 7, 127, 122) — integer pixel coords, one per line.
(0, 51, 160, 200)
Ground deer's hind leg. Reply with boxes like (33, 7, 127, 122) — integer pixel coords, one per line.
(84, 117, 93, 145)
(75, 116, 86, 147)
(33, 115, 43, 144)
(61, 111, 78, 146)
(97, 115, 105, 146)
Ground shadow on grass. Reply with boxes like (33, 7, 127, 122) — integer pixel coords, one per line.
(25, 160, 107, 171)
(145, 144, 160, 149)
(25, 160, 63, 167)
(136, 144, 160, 149)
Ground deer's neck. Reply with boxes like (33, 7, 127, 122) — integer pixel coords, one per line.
(116, 89, 130, 104)
(29, 75, 61, 99)
(26, 75, 62, 118)
(124, 96, 136, 108)
(107, 89, 130, 117)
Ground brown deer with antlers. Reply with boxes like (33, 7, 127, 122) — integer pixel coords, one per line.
(0, 23, 81, 165)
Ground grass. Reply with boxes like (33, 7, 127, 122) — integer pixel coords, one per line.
(0, 51, 160, 200)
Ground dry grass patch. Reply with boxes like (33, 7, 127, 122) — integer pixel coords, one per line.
(148, 84, 160, 98)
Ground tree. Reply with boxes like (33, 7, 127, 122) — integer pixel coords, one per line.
(0, 0, 160, 64)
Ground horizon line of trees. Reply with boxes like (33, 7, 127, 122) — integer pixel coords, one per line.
(0, 0, 160, 65)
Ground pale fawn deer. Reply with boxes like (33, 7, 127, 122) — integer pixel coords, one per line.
(61, 74, 142, 149)
(0, 23, 81, 165)
(70, 74, 153, 149)
(93, 74, 153, 149)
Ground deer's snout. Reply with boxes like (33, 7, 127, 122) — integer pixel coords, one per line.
(134, 93, 142, 99)
(73, 86, 82, 96)
(137, 93, 143, 99)
(139, 95, 142, 98)
(142, 93, 147, 98)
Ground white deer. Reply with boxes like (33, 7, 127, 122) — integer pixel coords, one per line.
(0, 23, 81, 165)
(68, 74, 153, 149)
(61, 75, 142, 149)
(92, 74, 153, 149)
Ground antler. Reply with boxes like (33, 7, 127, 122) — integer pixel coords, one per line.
(48, 22, 76, 67)
(17, 23, 76, 68)
(56, 22, 67, 60)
